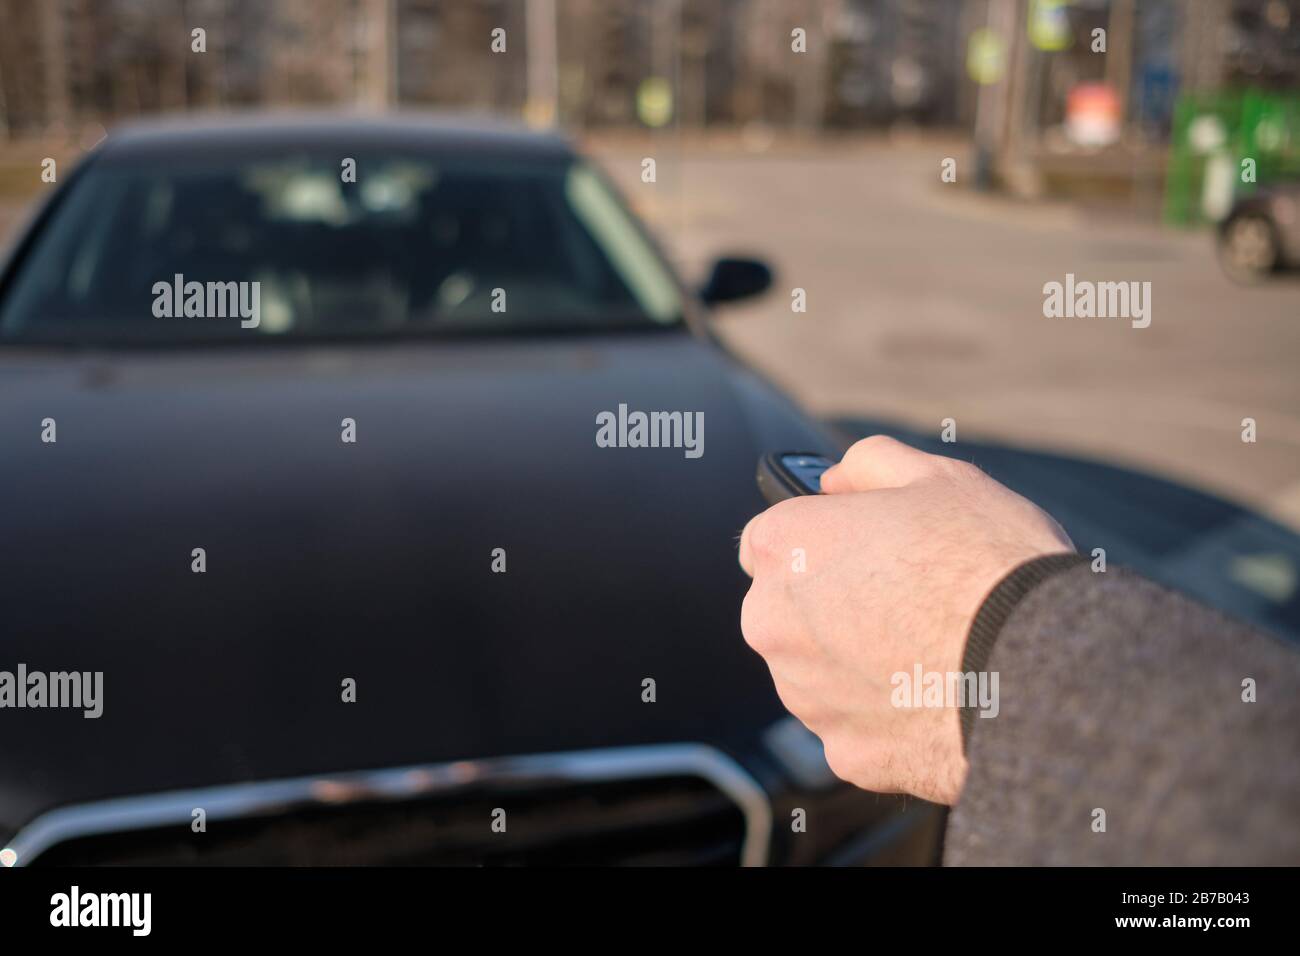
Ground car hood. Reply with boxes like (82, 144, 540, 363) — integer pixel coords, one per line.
(0, 331, 836, 830)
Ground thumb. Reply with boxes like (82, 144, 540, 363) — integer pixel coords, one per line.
(820, 435, 938, 494)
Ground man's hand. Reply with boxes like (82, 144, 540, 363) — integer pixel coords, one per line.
(738, 435, 1074, 805)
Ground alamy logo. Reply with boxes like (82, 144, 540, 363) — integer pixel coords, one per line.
(152, 273, 260, 328)
(50, 886, 151, 936)
(596, 404, 704, 459)
(0, 664, 103, 718)
(890, 665, 999, 718)
(1042, 273, 1151, 329)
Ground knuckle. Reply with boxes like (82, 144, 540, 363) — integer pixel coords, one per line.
(821, 738, 859, 784)
(776, 689, 823, 730)
(770, 678, 799, 714)
(937, 454, 972, 475)
(748, 503, 793, 559)
(940, 456, 983, 483)
(862, 434, 903, 451)
(845, 433, 899, 463)
(739, 588, 779, 655)
(745, 514, 777, 560)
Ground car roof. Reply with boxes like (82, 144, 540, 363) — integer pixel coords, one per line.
(96, 111, 576, 162)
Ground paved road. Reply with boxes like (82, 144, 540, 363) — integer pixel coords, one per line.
(595, 138, 1300, 530)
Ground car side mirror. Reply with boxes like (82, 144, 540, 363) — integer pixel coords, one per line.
(699, 256, 773, 306)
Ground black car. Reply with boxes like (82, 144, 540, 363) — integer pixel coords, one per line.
(1217, 181, 1300, 282)
(0, 114, 944, 866)
(3, 115, 1297, 867)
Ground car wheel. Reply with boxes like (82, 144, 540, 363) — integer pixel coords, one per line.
(1218, 215, 1280, 283)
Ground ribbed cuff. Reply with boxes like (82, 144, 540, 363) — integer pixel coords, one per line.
(959, 551, 1089, 751)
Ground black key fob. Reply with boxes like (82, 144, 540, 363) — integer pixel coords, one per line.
(756, 452, 834, 506)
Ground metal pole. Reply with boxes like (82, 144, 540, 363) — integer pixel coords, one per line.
(526, 0, 559, 127)
(41, 0, 70, 133)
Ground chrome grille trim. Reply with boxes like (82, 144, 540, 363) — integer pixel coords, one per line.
(3, 743, 772, 867)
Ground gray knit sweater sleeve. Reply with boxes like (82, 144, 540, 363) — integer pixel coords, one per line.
(944, 561, 1300, 865)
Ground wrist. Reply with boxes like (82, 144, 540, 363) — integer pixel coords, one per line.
(958, 551, 1088, 752)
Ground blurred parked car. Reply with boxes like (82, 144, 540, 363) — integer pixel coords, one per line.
(1217, 181, 1300, 282)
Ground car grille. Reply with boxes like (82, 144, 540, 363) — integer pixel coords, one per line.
(11, 745, 770, 866)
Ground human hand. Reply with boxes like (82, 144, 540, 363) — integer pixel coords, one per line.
(738, 436, 1074, 804)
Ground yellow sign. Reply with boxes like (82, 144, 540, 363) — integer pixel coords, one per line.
(1029, 0, 1072, 52)
(966, 29, 1006, 86)
(637, 78, 674, 128)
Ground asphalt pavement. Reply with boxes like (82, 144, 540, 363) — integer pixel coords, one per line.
(594, 136, 1300, 531)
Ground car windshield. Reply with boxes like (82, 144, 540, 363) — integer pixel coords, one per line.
(0, 150, 684, 343)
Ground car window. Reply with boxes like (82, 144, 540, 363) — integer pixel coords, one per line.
(0, 152, 683, 343)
